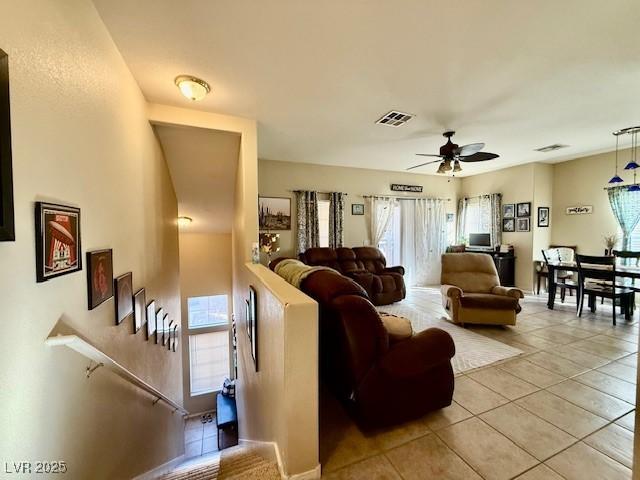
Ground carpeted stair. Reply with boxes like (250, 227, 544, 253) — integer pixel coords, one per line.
(159, 446, 280, 480)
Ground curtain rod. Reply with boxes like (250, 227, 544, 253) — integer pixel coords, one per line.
(361, 194, 451, 201)
(290, 190, 348, 196)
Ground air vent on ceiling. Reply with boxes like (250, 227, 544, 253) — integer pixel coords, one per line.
(534, 143, 570, 153)
(376, 110, 414, 127)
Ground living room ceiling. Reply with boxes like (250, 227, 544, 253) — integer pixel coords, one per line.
(154, 124, 239, 233)
(95, 0, 640, 176)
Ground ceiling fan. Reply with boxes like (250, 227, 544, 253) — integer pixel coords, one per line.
(407, 131, 499, 174)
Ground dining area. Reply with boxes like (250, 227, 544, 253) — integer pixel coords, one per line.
(540, 247, 640, 325)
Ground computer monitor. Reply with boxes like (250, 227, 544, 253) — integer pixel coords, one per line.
(469, 233, 491, 248)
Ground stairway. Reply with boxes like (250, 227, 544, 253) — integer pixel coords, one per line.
(159, 446, 280, 480)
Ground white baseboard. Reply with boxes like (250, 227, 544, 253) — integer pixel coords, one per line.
(238, 438, 321, 480)
(132, 453, 186, 480)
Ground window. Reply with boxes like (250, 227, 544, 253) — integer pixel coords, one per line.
(463, 197, 487, 238)
(318, 199, 331, 247)
(189, 331, 230, 396)
(187, 294, 231, 396)
(187, 295, 228, 328)
(616, 224, 640, 251)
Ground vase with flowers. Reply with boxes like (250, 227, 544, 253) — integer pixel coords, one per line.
(603, 234, 618, 256)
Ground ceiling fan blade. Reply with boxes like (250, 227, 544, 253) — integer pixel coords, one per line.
(454, 143, 485, 157)
(415, 153, 444, 157)
(458, 152, 499, 163)
(406, 159, 442, 171)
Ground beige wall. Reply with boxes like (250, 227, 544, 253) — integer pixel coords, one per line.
(552, 149, 625, 255)
(460, 163, 536, 290)
(179, 232, 232, 413)
(259, 159, 461, 259)
(0, 2, 183, 479)
(532, 163, 554, 262)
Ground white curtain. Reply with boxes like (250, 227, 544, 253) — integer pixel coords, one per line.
(399, 198, 447, 286)
(368, 196, 397, 246)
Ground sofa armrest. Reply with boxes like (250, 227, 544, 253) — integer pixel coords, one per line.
(383, 266, 405, 276)
(441, 284, 463, 300)
(378, 328, 455, 379)
(491, 286, 524, 299)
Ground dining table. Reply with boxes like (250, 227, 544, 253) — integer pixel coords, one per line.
(546, 261, 640, 310)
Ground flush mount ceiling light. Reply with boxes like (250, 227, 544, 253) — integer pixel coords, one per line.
(174, 75, 210, 101)
(177, 216, 193, 227)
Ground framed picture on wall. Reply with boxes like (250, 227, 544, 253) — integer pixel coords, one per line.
(258, 196, 291, 230)
(86, 249, 113, 310)
(172, 325, 178, 352)
(502, 218, 515, 232)
(114, 272, 134, 325)
(146, 300, 156, 340)
(516, 217, 530, 232)
(537, 207, 550, 227)
(351, 203, 364, 215)
(248, 285, 258, 371)
(35, 202, 82, 282)
(155, 308, 164, 344)
(162, 314, 169, 346)
(516, 202, 531, 217)
(133, 288, 146, 334)
(503, 204, 515, 218)
(165, 319, 173, 347)
(0, 48, 14, 242)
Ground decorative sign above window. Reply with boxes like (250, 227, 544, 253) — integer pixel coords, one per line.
(566, 205, 593, 215)
(391, 184, 423, 193)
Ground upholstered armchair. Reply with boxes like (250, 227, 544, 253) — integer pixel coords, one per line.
(441, 253, 524, 326)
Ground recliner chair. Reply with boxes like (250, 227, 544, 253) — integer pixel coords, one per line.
(441, 253, 524, 326)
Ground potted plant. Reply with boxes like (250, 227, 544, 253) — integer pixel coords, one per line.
(603, 234, 618, 256)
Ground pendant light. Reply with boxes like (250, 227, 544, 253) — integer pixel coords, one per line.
(608, 134, 623, 183)
(624, 129, 639, 171)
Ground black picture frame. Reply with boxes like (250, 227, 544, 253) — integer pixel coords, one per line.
(248, 285, 258, 371)
(0, 48, 14, 242)
(351, 203, 364, 215)
(516, 202, 531, 218)
(114, 272, 133, 325)
(503, 204, 515, 219)
(172, 325, 178, 352)
(165, 319, 173, 348)
(35, 202, 82, 282)
(86, 249, 113, 310)
(502, 218, 515, 233)
(516, 217, 530, 232)
(537, 207, 550, 227)
(133, 288, 146, 334)
(146, 300, 156, 340)
(155, 308, 164, 344)
(163, 315, 169, 346)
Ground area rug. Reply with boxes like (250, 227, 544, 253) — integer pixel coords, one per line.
(379, 299, 523, 374)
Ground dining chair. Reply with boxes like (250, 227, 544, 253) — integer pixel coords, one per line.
(613, 250, 640, 314)
(542, 248, 578, 303)
(575, 254, 634, 325)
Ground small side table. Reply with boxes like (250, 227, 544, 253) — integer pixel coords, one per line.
(216, 393, 238, 450)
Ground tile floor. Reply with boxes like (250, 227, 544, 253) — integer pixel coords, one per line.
(320, 288, 638, 479)
(184, 412, 218, 458)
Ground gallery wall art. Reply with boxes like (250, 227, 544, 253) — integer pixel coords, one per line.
(259, 196, 291, 230)
(133, 288, 146, 334)
(155, 308, 164, 344)
(0, 48, 14, 242)
(86, 249, 113, 310)
(114, 272, 133, 325)
(35, 202, 82, 282)
(146, 300, 156, 340)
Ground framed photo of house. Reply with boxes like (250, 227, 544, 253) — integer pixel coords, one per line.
(35, 202, 82, 282)
(155, 308, 164, 344)
(516, 202, 531, 217)
(86, 249, 113, 310)
(146, 300, 156, 340)
(537, 207, 550, 227)
(516, 217, 530, 232)
(258, 196, 291, 230)
(503, 204, 515, 218)
(0, 48, 14, 242)
(114, 272, 134, 325)
(133, 288, 146, 334)
(351, 203, 365, 215)
(502, 218, 515, 232)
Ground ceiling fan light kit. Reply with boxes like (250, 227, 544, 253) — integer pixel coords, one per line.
(408, 131, 499, 174)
